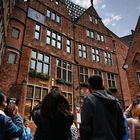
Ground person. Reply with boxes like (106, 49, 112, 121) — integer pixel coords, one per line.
(19, 117, 32, 140)
(31, 87, 73, 140)
(124, 97, 140, 140)
(70, 122, 78, 140)
(80, 75, 126, 140)
(0, 91, 23, 140)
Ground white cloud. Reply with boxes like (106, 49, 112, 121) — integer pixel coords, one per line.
(103, 14, 122, 26)
(101, 4, 106, 9)
(70, 0, 104, 8)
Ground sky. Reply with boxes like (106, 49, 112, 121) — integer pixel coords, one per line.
(70, 0, 140, 37)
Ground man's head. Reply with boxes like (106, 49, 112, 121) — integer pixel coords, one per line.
(88, 75, 104, 91)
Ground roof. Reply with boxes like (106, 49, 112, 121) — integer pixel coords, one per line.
(65, 0, 86, 21)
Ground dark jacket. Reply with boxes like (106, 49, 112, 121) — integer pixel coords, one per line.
(80, 90, 125, 140)
(0, 113, 23, 140)
(31, 105, 73, 140)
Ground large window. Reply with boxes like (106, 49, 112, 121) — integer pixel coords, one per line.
(107, 73, 116, 88)
(46, 29, 62, 49)
(30, 50, 50, 75)
(25, 85, 48, 118)
(92, 48, 100, 62)
(78, 44, 87, 59)
(8, 52, 16, 64)
(104, 52, 112, 65)
(137, 71, 140, 84)
(57, 59, 72, 83)
(79, 66, 88, 83)
(34, 24, 41, 40)
(66, 39, 72, 54)
(46, 9, 61, 23)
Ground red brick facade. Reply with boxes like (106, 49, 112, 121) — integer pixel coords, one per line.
(124, 16, 140, 101)
(0, 0, 131, 119)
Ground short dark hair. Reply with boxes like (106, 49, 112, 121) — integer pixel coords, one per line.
(88, 75, 103, 90)
(0, 91, 5, 104)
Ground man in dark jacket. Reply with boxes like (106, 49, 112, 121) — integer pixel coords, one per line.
(80, 75, 126, 140)
(0, 92, 23, 140)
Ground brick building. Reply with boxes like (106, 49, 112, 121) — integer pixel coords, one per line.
(0, 0, 131, 119)
(124, 16, 140, 101)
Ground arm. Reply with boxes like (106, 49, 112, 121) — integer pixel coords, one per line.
(5, 114, 23, 138)
(80, 96, 93, 140)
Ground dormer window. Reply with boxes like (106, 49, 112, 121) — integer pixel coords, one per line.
(51, 0, 59, 5)
(89, 15, 98, 24)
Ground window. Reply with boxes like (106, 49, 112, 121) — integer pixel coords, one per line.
(92, 48, 100, 62)
(30, 50, 50, 75)
(66, 39, 72, 53)
(79, 66, 88, 83)
(104, 52, 112, 65)
(34, 24, 41, 40)
(94, 69, 102, 77)
(46, 9, 61, 23)
(51, 0, 59, 5)
(97, 33, 105, 42)
(89, 15, 98, 24)
(25, 85, 48, 118)
(62, 92, 73, 109)
(78, 44, 87, 59)
(57, 59, 72, 83)
(107, 73, 116, 88)
(46, 29, 62, 49)
(87, 29, 94, 39)
(137, 71, 140, 84)
(8, 52, 16, 64)
(12, 28, 20, 39)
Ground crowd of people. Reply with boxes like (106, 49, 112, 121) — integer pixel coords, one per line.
(0, 75, 140, 140)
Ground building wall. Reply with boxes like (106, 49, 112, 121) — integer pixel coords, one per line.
(0, 0, 131, 117)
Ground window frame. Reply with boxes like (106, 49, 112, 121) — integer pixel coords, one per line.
(92, 48, 100, 63)
(34, 23, 41, 40)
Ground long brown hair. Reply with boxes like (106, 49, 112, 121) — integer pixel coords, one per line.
(40, 88, 71, 120)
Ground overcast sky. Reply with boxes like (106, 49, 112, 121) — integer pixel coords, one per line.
(70, 0, 140, 37)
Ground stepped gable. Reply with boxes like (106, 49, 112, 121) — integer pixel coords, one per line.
(65, 0, 86, 21)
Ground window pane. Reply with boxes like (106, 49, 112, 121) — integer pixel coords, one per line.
(47, 30, 51, 36)
(57, 59, 61, 66)
(44, 55, 49, 63)
(51, 12, 55, 20)
(30, 59, 36, 70)
(35, 24, 40, 31)
(56, 15, 60, 23)
(27, 86, 33, 98)
(63, 69, 66, 80)
(57, 42, 61, 49)
(57, 67, 61, 79)
(52, 39, 56, 47)
(52, 32, 56, 38)
(35, 32, 39, 40)
(43, 64, 49, 74)
(57, 35, 61, 41)
(38, 53, 43, 61)
(47, 10, 51, 17)
(37, 62, 42, 73)
(31, 51, 37, 59)
(42, 89, 48, 99)
(46, 37, 51, 44)
(83, 52, 87, 58)
(12, 28, 19, 39)
(35, 87, 41, 99)
(8, 52, 16, 64)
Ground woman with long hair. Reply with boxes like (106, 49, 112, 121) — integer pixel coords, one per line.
(31, 88, 73, 140)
